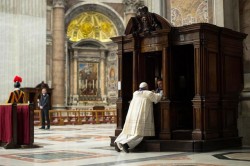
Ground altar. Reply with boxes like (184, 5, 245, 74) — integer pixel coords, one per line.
(0, 104, 34, 149)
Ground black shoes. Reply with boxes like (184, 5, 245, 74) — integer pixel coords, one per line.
(114, 142, 121, 152)
(114, 142, 129, 153)
(39, 127, 50, 130)
(121, 143, 129, 153)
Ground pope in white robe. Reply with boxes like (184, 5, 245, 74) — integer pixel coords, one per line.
(114, 82, 162, 153)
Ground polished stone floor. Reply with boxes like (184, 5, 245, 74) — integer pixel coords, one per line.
(0, 124, 249, 166)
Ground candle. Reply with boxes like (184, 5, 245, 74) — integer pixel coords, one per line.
(118, 81, 121, 90)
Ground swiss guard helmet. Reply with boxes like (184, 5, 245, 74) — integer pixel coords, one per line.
(13, 75, 22, 88)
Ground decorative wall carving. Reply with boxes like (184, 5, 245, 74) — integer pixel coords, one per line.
(170, 0, 212, 26)
(67, 12, 118, 42)
(123, 0, 144, 13)
(106, 49, 118, 104)
(53, 0, 65, 8)
(131, 6, 162, 35)
(65, 3, 125, 36)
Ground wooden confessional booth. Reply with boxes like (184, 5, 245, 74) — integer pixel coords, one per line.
(110, 6, 247, 152)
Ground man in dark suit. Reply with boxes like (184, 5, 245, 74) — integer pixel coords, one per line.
(39, 88, 50, 130)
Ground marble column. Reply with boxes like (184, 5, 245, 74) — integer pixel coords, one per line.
(72, 50, 78, 105)
(213, 0, 240, 31)
(52, 0, 65, 109)
(69, 50, 74, 105)
(123, 0, 143, 25)
(223, 0, 240, 31)
(65, 39, 69, 106)
(239, 0, 250, 146)
(100, 51, 106, 98)
(73, 51, 78, 96)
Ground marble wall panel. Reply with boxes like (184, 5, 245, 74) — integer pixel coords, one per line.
(239, 0, 250, 146)
(0, 0, 46, 103)
(106, 44, 118, 104)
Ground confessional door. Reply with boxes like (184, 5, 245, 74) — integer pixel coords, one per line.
(170, 44, 195, 139)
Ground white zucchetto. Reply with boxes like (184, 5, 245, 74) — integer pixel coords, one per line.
(139, 82, 148, 88)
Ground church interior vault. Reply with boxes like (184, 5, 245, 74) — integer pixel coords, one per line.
(67, 11, 118, 42)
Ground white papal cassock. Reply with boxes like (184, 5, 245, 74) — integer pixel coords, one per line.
(115, 90, 162, 150)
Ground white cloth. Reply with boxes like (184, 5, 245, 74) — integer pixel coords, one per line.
(115, 90, 162, 150)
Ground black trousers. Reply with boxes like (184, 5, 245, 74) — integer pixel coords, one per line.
(41, 109, 50, 128)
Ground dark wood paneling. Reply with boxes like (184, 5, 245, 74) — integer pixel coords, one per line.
(154, 101, 171, 140)
(222, 101, 238, 137)
(224, 56, 242, 94)
(207, 52, 218, 94)
(203, 105, 220, 139)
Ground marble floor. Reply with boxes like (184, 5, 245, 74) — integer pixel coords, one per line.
(0, 124, 249, 166)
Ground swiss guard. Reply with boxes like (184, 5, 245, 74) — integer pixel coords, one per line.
(7, 75, 27, 103)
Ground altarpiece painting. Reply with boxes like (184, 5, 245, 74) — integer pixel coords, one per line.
(78, 63, 98, 97)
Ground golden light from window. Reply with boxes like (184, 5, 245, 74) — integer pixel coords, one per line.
(67, 12, 118, 42)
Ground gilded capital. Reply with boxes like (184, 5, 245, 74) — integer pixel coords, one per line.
(123, 0, 143, 13)
(53, 0, 66, 8)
